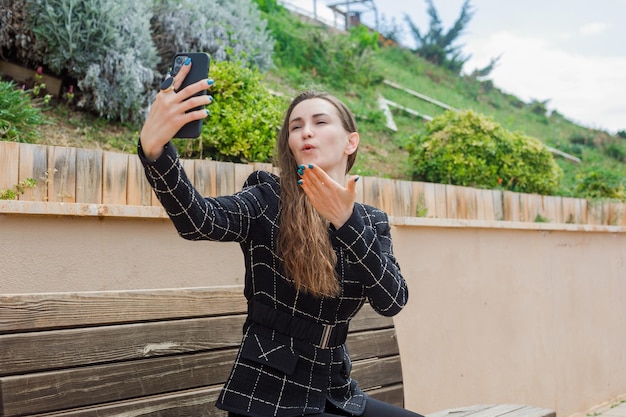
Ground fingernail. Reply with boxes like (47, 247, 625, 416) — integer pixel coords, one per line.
(184, 57, 191, 65)
(298, 170, 304, 176)
(207, 79, 215, 85)
(297, 179, 303, 185)
(298, 165, 305, 170)
(355, 176, 360, 182)
(205, 109, 210, 116)
(208, 95, 213, 102)
(308, 164, 314, 169)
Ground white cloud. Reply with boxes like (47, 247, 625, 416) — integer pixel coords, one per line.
(465, 31, 626, 132)
(579, 22, 611, 36)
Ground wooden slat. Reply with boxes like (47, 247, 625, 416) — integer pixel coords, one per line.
(234, 163, 254, 191)
(0, 350, 237, 416)
(503, 191, 521, 222)
(0, 140, 19, 192)
(18, 142, 47, 201)
(350, 355, 403, 389)
(346, 328, 399, 360)
(433, 183, 447, 218)
(349, 303, 394, 332)
(0, 315, 246, 375)
(194, 159, 217, 197)
(0, 286, 247, 333)
(75, 148, 102, 204)
(415, 181, 437, 218)
(28, 385, 225, 417)
(127, 154, 152, 206)
(395, 179, 415, 217)
(365, 383, 404, 407)
(47, 145, 76, 202)
(216, 161, 236, 195)
(542, 195, 562, 223)
(102, 151, 128, 204)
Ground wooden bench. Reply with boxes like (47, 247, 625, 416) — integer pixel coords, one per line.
(428, 404, 556, 417)
(0, 286, 404, 416)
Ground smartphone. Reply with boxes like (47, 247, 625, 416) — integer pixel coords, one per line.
(170, 52, 210, 138)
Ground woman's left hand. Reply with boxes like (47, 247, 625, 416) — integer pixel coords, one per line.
(298, 164, 359, 229)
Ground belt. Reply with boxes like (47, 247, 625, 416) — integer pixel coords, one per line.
(248, 302, 349, 349)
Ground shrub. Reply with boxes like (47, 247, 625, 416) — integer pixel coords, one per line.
(174, 60, 285, 163)
(407, 110, 562, 195)
(151, 0, 274, 74)
(0, 80, 47, 143)
(575, 165, 626, 201)
(27, 0, 158, 124)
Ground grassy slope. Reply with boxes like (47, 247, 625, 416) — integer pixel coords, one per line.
(30, 9, 626, 200)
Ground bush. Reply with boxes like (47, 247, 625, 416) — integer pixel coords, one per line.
(0, 81, 47, 142)
(407, 110, 562, 195)
(575, 165, 626, 201)
(174, 60, 285, 163)
(151, 0, 274, 74)
(26, 0, 158, 124)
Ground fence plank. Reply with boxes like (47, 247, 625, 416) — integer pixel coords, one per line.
(502, 191, 520, 222)
(216, 161, 236, 196)
(542, 195, 562, 224)
(587, 201, 605, 225)
(181, 158, 195, 185)
(47, 146, 76, 202)
(102, 151, 128, 205)
(18, 143, 47, 201)
(433, 183, 447, 218)
(394, 180, 414, 217)
(194, 159, 217, 197)
(76, 148, 103, 204)
(234, 163, 254, 192)
(127, 154, 152, 206)
(0, 141, 20, 193)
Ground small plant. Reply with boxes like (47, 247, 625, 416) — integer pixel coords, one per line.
(0, 80, 48, 143)
(534, 213, 549, 223)
(0, 178, 37, 200)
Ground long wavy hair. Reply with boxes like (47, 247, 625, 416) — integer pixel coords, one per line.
(275, 91, 358, 297)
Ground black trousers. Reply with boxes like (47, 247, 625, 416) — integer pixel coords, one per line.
(228, 398, 424, 417)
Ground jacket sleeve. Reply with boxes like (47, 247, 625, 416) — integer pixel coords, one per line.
(330, 205, 408, 316)
(139, 142, 276, 243)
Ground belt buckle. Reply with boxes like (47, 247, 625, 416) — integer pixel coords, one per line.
(320, 323, 333, 349)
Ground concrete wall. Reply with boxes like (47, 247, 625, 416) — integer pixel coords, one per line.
(2, 201, 625, 417)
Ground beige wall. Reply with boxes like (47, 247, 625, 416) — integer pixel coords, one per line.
(1, 201, 625, 417)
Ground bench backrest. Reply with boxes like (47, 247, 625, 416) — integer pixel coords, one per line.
(0, 286, 404, 416)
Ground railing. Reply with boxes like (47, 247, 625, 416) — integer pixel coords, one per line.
(1, 141, 625, 225)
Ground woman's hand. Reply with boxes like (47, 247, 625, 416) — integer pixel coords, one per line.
(139, 59, 214, 160)
(297, 164, 359, 229)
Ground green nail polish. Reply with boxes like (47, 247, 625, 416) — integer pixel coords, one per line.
(297, 179, 303, 185)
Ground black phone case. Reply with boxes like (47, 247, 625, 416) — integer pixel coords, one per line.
(171, 52, 210, 138)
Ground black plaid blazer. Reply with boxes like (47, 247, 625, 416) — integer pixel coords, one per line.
(140, 143, 409, 417)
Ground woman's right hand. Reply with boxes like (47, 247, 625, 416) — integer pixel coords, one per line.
(139, 59, 214, 160)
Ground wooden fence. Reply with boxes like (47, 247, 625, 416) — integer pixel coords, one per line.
(1, 141, 625, 226)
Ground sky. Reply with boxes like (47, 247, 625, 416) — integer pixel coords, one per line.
(280, 0, 626, 134)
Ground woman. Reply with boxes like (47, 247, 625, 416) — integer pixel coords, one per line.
(139, 59, 422, 417)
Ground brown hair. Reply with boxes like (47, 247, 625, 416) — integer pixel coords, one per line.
(275, 91, 358, 297)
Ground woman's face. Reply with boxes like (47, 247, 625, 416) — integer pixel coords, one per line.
(287, 98, 358, 179)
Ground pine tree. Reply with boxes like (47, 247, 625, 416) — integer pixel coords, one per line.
(404, 0, 474, 73)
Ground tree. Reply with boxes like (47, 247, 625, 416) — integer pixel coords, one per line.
(404, 0, 474, 73)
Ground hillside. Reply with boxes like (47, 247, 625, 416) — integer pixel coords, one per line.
(16, 3, 626, 201)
